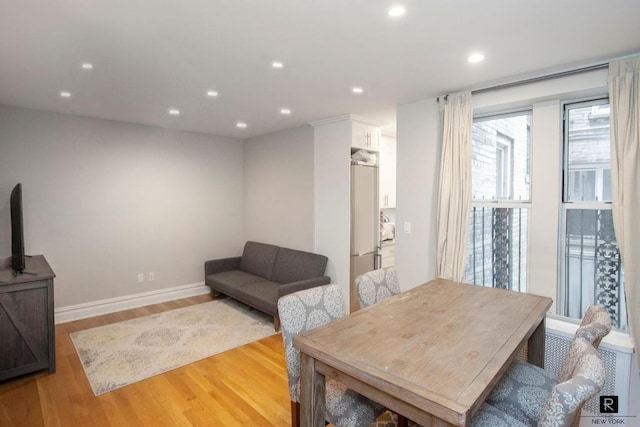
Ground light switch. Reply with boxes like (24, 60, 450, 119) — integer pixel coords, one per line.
(404, 221, 411, 234)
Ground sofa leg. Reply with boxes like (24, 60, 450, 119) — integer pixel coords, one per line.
(211, 290, 225, 299)
(274, 316, 280, 332)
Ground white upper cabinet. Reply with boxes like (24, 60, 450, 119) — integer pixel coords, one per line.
(351, 120, 380, 152)
(379, 135, 396, 208)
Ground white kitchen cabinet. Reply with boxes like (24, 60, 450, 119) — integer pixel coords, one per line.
(351, 120, 380, 152)
(379, 135, 396, 208)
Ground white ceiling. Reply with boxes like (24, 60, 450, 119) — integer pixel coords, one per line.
(1, 0, 639, 139)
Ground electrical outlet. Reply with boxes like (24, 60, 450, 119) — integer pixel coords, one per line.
(148, 272, 154, 282)
(137, 273, 144, 283)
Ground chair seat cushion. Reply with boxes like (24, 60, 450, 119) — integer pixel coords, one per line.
(470, 403, 529, 427)
(325, 378, 384, 427)
(485, 359, 556, 426)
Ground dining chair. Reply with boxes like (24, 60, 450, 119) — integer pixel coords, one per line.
(484, 305, 612, 425)
(277, 284, 386, 427)
(354, 267, 410, 427)
(471, 336, 606, 427)
(355, 267, 401, 309)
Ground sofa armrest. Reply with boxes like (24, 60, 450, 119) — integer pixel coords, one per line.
(204, 257, 241, 276)
(278, 276, 331, 298)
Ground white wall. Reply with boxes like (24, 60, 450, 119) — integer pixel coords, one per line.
(243, 125, 314, 251)
(0, 105, 244, 308)
(312, 118, 352, 305)
(529, 100, 562, 309)
(395, 98, 440, 289)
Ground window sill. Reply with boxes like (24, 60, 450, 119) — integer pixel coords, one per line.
(546, 314, 635, 354)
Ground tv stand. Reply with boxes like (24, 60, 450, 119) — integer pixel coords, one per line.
(0, 255, 56, 381)
(13, 270, 37, 276)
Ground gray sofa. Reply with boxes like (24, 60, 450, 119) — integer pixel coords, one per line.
(204, 241, 330, 331)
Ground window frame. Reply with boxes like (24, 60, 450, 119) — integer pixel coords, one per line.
(557, 97, 626, 330)
(465, 109, 533, 292)
(561, 97, 612, 204)
(472, 108, 533, 202)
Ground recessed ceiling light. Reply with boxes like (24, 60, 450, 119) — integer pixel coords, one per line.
(468, 53, 485, 63)
(168, 108, 180, 116)
(280, 108, 291, 115)
(206, 90, 218, 98)
(59, 91, 72, 98)
(81, 62, 93, 70)
(352, 87, 364, 94)
(388, 6, 406, 17)
(272, 61, 284, 69)
(236, 121, 248, 128)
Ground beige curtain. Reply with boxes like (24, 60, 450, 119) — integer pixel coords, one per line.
(608, 57, 640, 366)
(436, 91, 473, 281)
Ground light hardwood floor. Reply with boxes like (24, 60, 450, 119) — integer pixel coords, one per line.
(0, 295, 292, 427)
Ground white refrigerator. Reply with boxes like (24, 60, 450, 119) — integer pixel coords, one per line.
(349, 163, 380, 312)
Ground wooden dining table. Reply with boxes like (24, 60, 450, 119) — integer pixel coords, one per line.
(292, 278, 553, 427)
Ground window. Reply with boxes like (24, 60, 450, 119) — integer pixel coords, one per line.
(495, 132, 513, 199)
(559, 99, 626, 330)
(465, 112, 531, 292)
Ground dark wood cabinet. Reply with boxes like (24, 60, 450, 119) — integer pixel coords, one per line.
(0, 255, 55, 381)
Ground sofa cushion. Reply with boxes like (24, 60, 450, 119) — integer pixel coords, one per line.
(239, 241, 280, 279)
(270, 247, 328, 284)
(232, 280, 281, 316)
(205, 270, 264, 295)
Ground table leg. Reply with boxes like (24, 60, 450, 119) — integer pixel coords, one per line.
(300, 352, 326, 427)
(528, 317, 546, 368)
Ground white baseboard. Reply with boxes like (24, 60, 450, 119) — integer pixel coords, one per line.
(55, 282, 210, 324)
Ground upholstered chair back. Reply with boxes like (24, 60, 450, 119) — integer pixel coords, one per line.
(559, 305, 612, 383)
(277, 284, 345, 402)
(575, 305, 612, 349)
(539, 338, 606, 427)
(355, 267, 401, 309)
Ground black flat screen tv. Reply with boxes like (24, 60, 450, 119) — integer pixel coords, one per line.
(10, 183, 26, 273)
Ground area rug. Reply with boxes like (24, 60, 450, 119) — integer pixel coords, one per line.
(70, 298, 276, 396)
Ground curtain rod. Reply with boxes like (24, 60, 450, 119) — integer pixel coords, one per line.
(437, 62, 609, 103)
